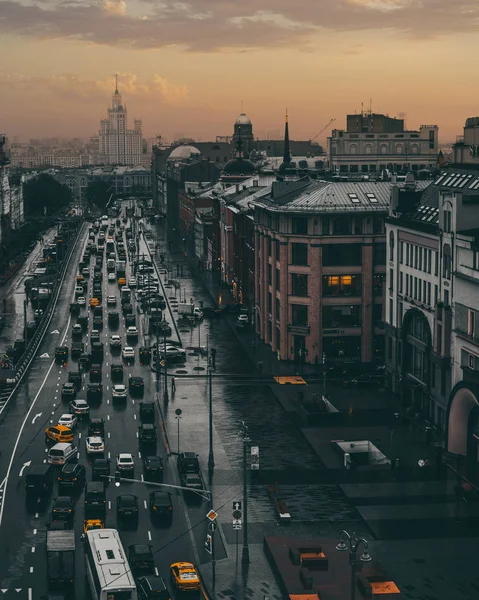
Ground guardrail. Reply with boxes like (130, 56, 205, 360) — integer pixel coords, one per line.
(0, 221, 85, 419)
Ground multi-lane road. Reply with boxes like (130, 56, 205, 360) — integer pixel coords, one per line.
(0, 214, 221, 599)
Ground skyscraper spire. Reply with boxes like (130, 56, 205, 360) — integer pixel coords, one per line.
(283, 109, 291, 165)
(115, 73, 119, 95)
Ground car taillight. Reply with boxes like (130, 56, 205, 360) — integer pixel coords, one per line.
(73, 478, 77, 481)
(58, 477, 61, 481)
(168, 506, 172, 510)
(153, 506, 157, 511)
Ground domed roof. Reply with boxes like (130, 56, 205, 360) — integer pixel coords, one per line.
(235, 113, 252, 126)
(222, 157, 256, 176)
(168, 145, 201, 160)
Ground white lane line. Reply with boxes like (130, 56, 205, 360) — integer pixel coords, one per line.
(33, 529, 37, 535)
(107, 399, 110, 404)
(107, 415, 110, 420)
(140, 474, 144, 482)
(28, 589, 32, 600)
(132, 398, 135, 404)
(136, 432, 139, 438)
(106, 386, 109, 391)
(76, 452, 80, 460)
(108, 501, 111, 510)
(133, 414, 137, 420)
(143, 500, 147, 509)
(29, 567, 34, 573)
(107, 432, 111, 439)
(138, 451, 141, 458)
(79, 432, 82, 439)
(147, 530, 152, 541)
(31, 546, 35, 553)
(108, 451, 111, 459)
(154, 567, 159, 577)
(43, 459, 46, 464)
(34, 513, 38, 518)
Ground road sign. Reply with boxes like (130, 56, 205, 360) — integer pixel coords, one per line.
(233, 501, 242, 511)
(208, 521, 217, 532)
(206, 509, 218, 522)
(205, 534, 212, 555)
(233, 519, 242, 530)
(232, 510, 242, 520)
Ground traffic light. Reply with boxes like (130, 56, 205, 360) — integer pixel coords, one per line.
(205, 534, 212, 555)
(114, 471, 121, 487)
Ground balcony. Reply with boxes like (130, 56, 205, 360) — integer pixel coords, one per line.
(288, 323, 311, 335)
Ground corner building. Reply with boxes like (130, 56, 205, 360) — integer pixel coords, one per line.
(253, 178, 389, 365)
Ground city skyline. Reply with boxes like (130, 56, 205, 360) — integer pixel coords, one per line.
(1, 0, 479, 142)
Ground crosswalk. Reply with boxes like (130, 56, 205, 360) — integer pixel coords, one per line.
(0, 384, 14, 412)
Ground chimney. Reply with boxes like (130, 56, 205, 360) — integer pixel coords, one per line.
(391, 174, 397, 184)
(253, 180, 259, 187)
(405, 172, 416, 190)
(236, 184, 240, 193)
(389, 185, 399, 215)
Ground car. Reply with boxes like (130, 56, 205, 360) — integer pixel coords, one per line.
(149, 491, 172, 518)
(61, 383, 76, 400)
(112, 384, 127, 400)
(82, 268, 90, 277)
(87, 383, 103, 401)
(55, 346, 68, 363)
(45, 425, 74, 444)
(79, 352, 91, 368)
(48, 442, 77, 465)
(92, 458, 110, 482)
(108, 273, 116, 282)
(137, 576, 170, 600)
(107, 296, 117, 306)
(77, 315, 88, 330)
(143, 456, 164, 482)
(83, 518, 105, 535)
(139, 347, 151, 364)
(58, 414, 77, 429)
(90, 330, 100, 343)
(125, 314, 137, 328)
(89, 297, 100, 307)
(108, 311, 120, 326)
(122, 346, 135, 360)
(170, 562, 200, 592)
(88, 417, 105, 437)
(129, 376, 145, 395)
(128, 278, 137, 288)
(89, 364, 102, 382)
(86, 436, 105, 455)
(69, 398, 90, 416)
(93, 316, 103, 330)
(177, 452, 200, 475)
(74, 286, 84, 296)
(111, 363, 124, 380)
(128, 545, 155, 575)
(72, 324, 83, 338)
(51, 496, 75, 523)
(110, 335, 122, 348)
(126, 326, 138, 338)
(71, 342, 85, 358)
(77, 296, 86, 306)
(67, 371, 82, 390)
(58, 463, 86, 490)
(138, 424, 157, 445)
(237, 313, 249, 323)
(116, 453, 134, 472)
(117, 494, 139, 519)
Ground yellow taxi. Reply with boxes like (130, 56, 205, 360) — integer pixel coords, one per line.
(45, 425, 74, 444)
(170, 562, 201, 592)
(89, 297, 100, 307)
(83, 519, 105, 535)
(117, 277, 126, 287)
(76, 274, 85, 283)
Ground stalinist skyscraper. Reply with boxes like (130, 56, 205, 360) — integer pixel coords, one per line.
(98, 75, 143, 166)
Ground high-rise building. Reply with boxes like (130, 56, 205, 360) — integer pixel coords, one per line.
(98, 76, 143, 166)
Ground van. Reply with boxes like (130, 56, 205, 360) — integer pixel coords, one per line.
(48, 443, 77, 465)
(84, 481, 106, 516)
(25, 464, 53, 497)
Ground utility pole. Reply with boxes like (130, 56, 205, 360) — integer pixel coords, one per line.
(208, 367, 214, 473)
(241, 421, 251, 567)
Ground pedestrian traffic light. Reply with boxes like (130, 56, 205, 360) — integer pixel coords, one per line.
(115, 471, 121, 487)
(205, 534, 212, 555)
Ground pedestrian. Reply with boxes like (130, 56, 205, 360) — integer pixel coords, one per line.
(171, 376, 176, 393)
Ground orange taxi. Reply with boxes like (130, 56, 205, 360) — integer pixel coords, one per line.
(45, 425, 74, 444)
(89, 297, 100, 307)
(170, 562, 201, 592)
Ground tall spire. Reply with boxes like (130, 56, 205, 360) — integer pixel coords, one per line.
(283, 109, 291, 165)
(115, 73, 119, 95)
(235, 125, 244, 158)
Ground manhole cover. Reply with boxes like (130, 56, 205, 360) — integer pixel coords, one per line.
(176, 369, 188, 374)
(193, 367, 205, 371)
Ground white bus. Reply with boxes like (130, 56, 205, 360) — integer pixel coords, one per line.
(85, 528, 137, 600)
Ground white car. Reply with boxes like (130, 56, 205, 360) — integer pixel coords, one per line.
(126, 326, 138, 338)
(69, 398, 90, 416)
(112, 384, 127, 400)
(74, 286, 84, 296)
(117, 453, 134, 472)
(122, 347, 135, 360)
(110, 335, 122, 348)
(77, 296, 86, 306)
(107, 296, 117, 306)
(128, 278, 137, 288)
(86, 436, 105, 455)
(108, 273, 116, 282)
(58, 414, 78, 429)
(238, 314, 249, 323)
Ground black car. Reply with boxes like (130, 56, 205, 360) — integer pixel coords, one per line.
(90, 364, 102, 383)
(177, 452, 200, 475)
(91, 342, 104, 361)
(61, 383, 76, 401)
(137, 576, 170, 600)
(108, 312, 120, 326)
(143, 456, 164, 481)
(93, 316, 103, 330)
(117, 494, 139, 520)
(58, 463, 86, 490)
(77, 315, 88, 330)
(79, 352, 91, 369)
(51, 496, 75, 523)
(92, 458, 110, 482)
(139, 401, 155, 423)
(125, 314, 137, 328)
(88, 418, 105, 437)
(68, 371, 82, 390)
(122, 303, 133, 315)
(129, 376, 144, 395)
(87, 383, 103, 402)
(139, 347, 151, 364)
(138, 424, 157, 445)
(55, 346, 68, 363)
(128, 545, 155, 575)
(71, 342, 84, 358)
(111, 363, 124, 381)
(149, 491, 173, 519)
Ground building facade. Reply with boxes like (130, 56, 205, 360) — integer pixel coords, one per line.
(328, 111, 439, 177)
(452, 116, 479, 166)
(254, 178, 388, 366)
(0, 136, 25, 253)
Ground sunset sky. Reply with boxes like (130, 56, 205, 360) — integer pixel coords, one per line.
(1, 0, 479, 145)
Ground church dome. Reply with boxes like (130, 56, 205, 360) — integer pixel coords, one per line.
(222, 157, 256, 176)
(235, 113, 252, 126)
(168, 145, 201, 160)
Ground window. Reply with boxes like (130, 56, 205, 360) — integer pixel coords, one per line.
(435, 284, 438, 304)
(268, 292, 272, 314)
(399, 241, 404, 263)
(414, 245, 418, 269)
(323, 244, 362, 267)
(373, 303, 383, 327)
(434, 251, 438, 275)
(444, 210, 452, 233)
(333, 217, 352, 235)
(323, 274, 361, 297)
(399, 301, 403, 326)
(443, 244, 451, 279)
(267, 237, 272, 256)
(414, 277, 418, 299)
(473, 250, 479, 271)
(468, 309, 476, 337)
(276, 268, 280, 291)
(418, 279, 422, 302)
(444, 289, 449, 307)
(423, 280, 426, 303)
(373, 273, 385, 295)
(373, 217, 383, 234)
(418, 247, 422, 270)
(427, 282, 431, 306)
(322, 305, 361, 328)
(373, 243, 386, 265)
(291, 273, 308, 297)
(267, 264, 272, 285)
(275, 298, 280, 318)
(291, 243, 308, 266)
(405, 274, 409, 295)
(366, 192, 378, 204)
(399, 272, 403, 293)
(389, 231, 395, 261)
(292, 304, 308, 326)
(405, 243, 410, 266)
(348, 193, 360, 204)
(292, 217, 308, 235)
(322, 217, 331, 235)
(352, 217, 362, 234)
(389, 268, 394, 291)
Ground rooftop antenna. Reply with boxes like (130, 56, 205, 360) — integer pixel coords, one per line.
(241, 100, 244, 113)
(115, 73, 119, 94)
(369, 98, 372, 115)
(361, 102, 364, 116)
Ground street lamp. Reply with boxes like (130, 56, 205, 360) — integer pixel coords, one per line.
(336, 530, 372, 600)
(240, 421, 251, 567)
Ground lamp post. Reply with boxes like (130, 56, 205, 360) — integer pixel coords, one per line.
(336, 530, 372, 600)
(163, 322, 169, 404)
(240, 421, 251, 566)
(208, 366, 214, 473)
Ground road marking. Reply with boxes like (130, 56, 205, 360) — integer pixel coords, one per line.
(140, 474, 144, 482)
(136, 432, 139, 437)
(79, 432, 82, 439)
(107, 415, 110, 420)
(144, 500, 147, 509)
(132, 399, 135, 404)
(107, 385, 109, 391)
(33, 529, 37, 535)
(19, 461, 31, 477)
(43, 459, 46, 463)
(133, 414, 137, 420)
(108, 501, 111, 510)
(28, 589, 32, 600)
(108, 452, 111, 459)
(34, 513, 38, 518)
(29, 567, 33, 573)
(147, 530, 152, 541)
(31, 547, 35, 553)
(44, 448, 48, 452)
(32, 413, 42, 424)
(76, 452, 80, 460)
(138, 451, 141, 458)
(154, 567, 159, 577)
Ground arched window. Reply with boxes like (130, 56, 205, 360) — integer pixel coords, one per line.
(395, 144, 403, 154)
(443, 244, 451, 279)
(389, 231, 395, 261)
(350, 144, 357, 155)
(411, 144, 418, 155)
(380, 144, 388, 154)
(365, 144, 372, 154)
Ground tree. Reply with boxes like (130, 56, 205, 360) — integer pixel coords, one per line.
(85, 180, 112, 212)
(23, 173, 72, 217)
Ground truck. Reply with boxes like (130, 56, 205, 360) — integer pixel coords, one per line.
(46, 530, 75, 587)
(178, 303, 203, 320)
(116, 260, 126, 277)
